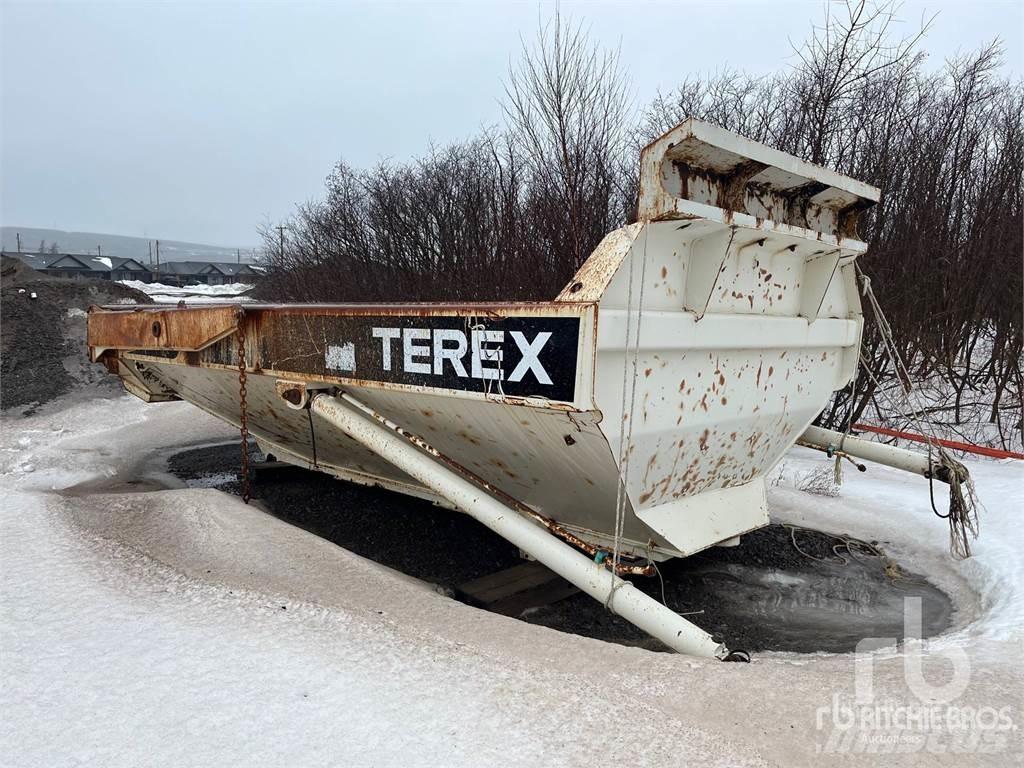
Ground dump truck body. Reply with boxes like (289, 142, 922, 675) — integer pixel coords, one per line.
(90, 120, 877, 564)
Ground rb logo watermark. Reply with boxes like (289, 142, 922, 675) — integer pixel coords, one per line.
(815, 597, 1016, 755)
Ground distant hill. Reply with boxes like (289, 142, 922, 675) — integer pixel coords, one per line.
(0, 227, 262, 264)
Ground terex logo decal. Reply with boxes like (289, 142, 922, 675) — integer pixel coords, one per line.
(306, 315, 580, 402)
(356, 327, 554, 385)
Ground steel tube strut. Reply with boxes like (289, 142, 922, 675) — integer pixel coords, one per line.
(309, 392, 727, 659)
(800, 425, 937, 479)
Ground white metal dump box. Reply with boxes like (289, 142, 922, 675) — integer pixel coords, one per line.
(89, 119, 891, 657)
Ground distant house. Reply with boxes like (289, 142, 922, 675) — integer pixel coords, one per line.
(202, 262, 262, 285)
(109, 257, 151, 281)
(3, 251, 259, 286)
(153, 261, 261, 287)
(3, 251, 149, 280)
(3, 251, 86, 278)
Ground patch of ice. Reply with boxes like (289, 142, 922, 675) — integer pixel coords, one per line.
(757, 571, 808, 587)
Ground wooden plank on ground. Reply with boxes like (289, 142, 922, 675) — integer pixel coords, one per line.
(456, 560, 580, 616)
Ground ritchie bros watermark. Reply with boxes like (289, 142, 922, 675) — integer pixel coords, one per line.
(815, 598, 1017, 755)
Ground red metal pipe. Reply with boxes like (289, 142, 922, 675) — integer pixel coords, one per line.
(853, 423, 1024, 461)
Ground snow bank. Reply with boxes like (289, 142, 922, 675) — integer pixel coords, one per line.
(119, 280, 255, 296)
(1, 393, 1021, 766)
(118, 279, 255, 304)
(1, 397, 762, 767)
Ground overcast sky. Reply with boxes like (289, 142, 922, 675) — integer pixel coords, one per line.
(2, 0, 1020, 247)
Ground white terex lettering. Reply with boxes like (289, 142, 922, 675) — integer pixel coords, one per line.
(471, 330, 503, 380)
(372, 327, 401, 370)
(402, 328, 431, 374)
(368, 326, 554, 386)
(433, 329, 468, 377)
(508, 331, 553, 384)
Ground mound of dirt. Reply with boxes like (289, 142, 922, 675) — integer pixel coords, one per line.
(1, 255, 151, 412)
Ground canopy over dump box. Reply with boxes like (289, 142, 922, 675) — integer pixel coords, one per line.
(89, 119, 886, 656)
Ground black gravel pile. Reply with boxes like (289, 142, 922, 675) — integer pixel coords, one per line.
(1, 256, 150, 411)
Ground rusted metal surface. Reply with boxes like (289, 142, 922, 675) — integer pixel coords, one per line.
(554, 224, 642, 303)
(274, 379, 316, 409)
(94, 301, 598, 407)
(96, 301, 593, 316)
(87, 304, 242, 358)
(108, 354, 675, 559)
(178, 302, 597, 409)
(637, 119, 879, 242)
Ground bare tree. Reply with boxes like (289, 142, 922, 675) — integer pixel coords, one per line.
(503, 11, 633, 269)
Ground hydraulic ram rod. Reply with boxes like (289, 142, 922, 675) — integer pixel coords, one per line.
(309, 391, 727, 659)
(800, 425, 940, 480)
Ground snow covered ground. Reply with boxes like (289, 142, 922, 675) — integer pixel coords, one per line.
(1, 393, 1021, 766)
(118, 280, 256, 304)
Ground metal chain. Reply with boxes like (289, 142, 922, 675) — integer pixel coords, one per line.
(236, 325, 251, 504)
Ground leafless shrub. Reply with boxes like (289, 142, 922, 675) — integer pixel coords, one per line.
(769, 461, 788, 488)
(503, 14, 633, 269)
(796, 465, 841, 497)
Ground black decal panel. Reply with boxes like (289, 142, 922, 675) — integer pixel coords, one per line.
(257, 315, 581, 402)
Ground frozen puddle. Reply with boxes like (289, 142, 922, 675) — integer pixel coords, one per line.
(159, 444, 955, 655)
(493, 526, 953, 653)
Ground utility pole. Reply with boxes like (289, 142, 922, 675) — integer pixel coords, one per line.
(97, 245, 102, 258)
(16, 233, 21, 253)
(237, 248, 241, 265)
(155, 239, 161, 281)
(275, 224, 287, 260)
(148, 240, 153, 266)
